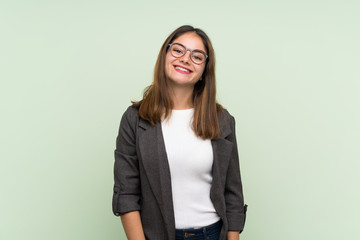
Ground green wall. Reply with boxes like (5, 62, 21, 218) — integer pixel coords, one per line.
(1, 0, 359, 239)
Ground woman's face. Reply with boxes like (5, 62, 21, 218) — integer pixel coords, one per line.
(165, 32, 206, 88)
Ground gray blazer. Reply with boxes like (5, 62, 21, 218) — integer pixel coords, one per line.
(112, 106, 247, 240)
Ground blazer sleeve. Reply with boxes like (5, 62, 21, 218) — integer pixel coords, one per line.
(112, 106, 141, 216)
(225, 115, 248, 232)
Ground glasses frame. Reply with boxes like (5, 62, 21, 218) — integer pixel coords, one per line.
(168, 43, 208, 65)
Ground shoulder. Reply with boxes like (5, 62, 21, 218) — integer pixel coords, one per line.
(216, 106, 237, 138)
(218, 106, 235, 125)
(122, 105, 139, 119)
(119, 105, 140, 131)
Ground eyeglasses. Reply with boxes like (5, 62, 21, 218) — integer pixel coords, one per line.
(168, 43, 208, 64)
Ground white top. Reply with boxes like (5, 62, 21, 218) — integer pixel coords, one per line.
(161, 108, 220, 228)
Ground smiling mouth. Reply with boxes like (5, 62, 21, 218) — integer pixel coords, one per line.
(174, 65, 192, 74)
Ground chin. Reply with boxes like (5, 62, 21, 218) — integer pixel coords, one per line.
(169, 78, 190, 86)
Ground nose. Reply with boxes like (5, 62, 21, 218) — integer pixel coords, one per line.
(179, 50, 191, 64)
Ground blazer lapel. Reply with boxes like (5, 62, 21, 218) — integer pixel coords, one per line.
(138, 118, 175, 238)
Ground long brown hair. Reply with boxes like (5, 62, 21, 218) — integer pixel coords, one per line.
(133, 25, 223, 140)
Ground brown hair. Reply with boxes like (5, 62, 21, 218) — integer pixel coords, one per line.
(133, 25, 223, 140)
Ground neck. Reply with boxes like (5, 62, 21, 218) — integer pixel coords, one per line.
(169, 85, 194, 110)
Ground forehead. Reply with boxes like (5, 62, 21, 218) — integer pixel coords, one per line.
(172, 32, 206, 52)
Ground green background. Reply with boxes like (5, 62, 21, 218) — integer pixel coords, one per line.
(1, 0, 359, 239)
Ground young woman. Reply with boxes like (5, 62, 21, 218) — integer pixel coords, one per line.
(112, 25, 247, 240)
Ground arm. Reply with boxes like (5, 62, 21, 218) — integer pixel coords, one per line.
(227, 231, 240, 240)
(225, 115, 247, 233)
(121, 211, 146, 240)
(112, 107, 145, 237)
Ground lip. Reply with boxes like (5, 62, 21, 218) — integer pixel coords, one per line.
(173, 65, 193, 74)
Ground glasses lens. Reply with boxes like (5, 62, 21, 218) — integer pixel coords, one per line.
(171, 44, 185, 58)
(192, 51, 206, 64)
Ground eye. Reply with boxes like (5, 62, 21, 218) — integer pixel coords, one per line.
(171, 44, 185, 56)
(192, 52, 205, 61)
(193, 55, 203, 61)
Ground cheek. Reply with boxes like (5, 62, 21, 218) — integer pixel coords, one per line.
(165, 54, 176, 69)
(197, 65, 206, 76)
(165, 64, 171, 78)
(165, 56, 173, 73)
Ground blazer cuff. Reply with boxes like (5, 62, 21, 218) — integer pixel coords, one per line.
(227, 204, 248, 232)
(112, 194, 141, 216)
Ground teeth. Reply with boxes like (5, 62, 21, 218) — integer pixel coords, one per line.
(175, 66, 190, 72)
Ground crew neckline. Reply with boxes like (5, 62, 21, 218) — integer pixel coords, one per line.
(172, 108, 194, 112)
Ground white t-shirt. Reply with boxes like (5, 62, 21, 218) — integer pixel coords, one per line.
(161, 108, 220, 229)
